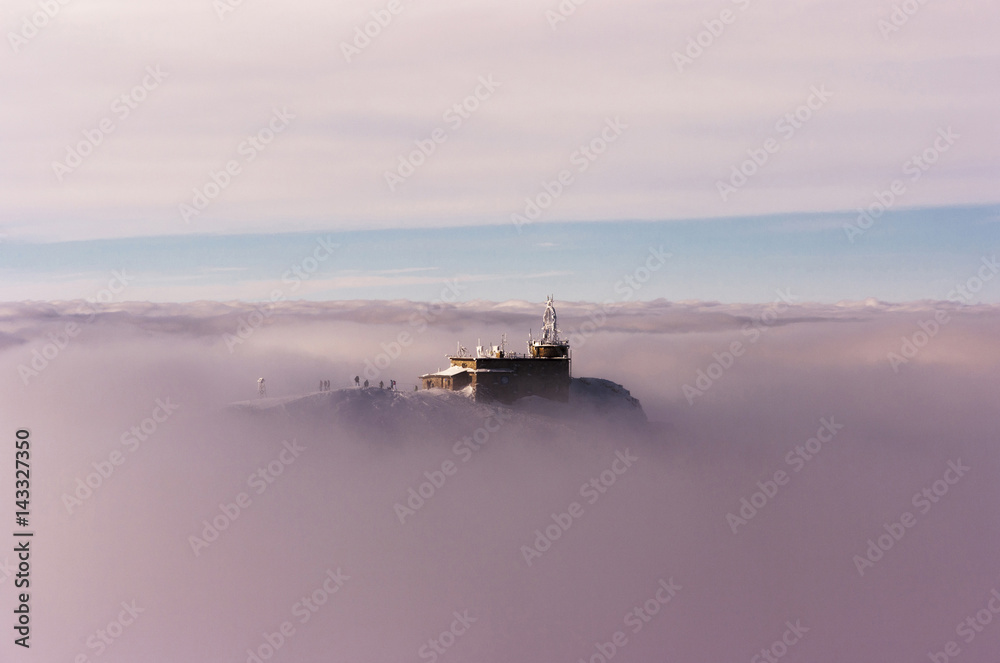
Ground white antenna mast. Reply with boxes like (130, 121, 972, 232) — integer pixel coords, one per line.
(541, 295, 560, 343)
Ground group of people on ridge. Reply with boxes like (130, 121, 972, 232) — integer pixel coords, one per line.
(353, 376, 397, 391)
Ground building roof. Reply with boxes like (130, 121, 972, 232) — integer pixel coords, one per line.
(421, 365, 471, 378)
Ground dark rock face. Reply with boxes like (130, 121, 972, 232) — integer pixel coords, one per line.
(569, 377, 647, 421)
(512, 377, 647, 425)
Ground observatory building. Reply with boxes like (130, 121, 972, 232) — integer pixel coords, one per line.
(419, 296, 571, 404)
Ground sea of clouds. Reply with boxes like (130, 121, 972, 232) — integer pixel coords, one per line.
(1, 298, 999, 662)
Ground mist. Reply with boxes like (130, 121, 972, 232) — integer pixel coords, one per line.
(2, 298, 999, 662)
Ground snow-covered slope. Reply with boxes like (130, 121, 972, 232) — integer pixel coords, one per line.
(229, 377, 648, 439)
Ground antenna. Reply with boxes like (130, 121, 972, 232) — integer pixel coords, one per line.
(541, 295, 559, 343)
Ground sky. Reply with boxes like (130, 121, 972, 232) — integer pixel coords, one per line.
(1, 206, 999, 304)
(1, 0, 998, 306)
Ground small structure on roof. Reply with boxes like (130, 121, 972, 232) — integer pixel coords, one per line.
(421, 364, 473, 391)
(419, 296, 572, 404)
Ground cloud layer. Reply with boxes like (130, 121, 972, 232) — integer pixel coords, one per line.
(2, 0, 998, 240)
(2, 299, 999, 660)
